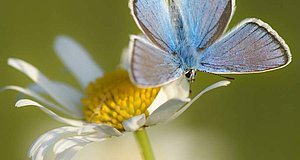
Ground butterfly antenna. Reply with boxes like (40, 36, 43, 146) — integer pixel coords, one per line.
(205, 72, 235, 81)
(215, 74, 235, 81)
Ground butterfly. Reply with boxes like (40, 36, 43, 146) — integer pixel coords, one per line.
(128, 0, 292, 87)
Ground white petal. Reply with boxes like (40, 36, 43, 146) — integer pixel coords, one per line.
(120, 47, 130, 70)
(55, 145, 83, 160)
(54, 137, 90, 155)
(53, 124, 112, 157)
(1, 85, 70, 115)
(29, 124, 112, 160)
(55, 144, 85, 160)
(54, 35, 103, 88)
(54, 135, 107, 160)
(16, 99, 84, 126)
(147, 76, 190, 114)
(122, 114, 146, 132)
(29, 126, 79, 160)
(146, 98, 190, 126)
(170, 81, 231, 121)
(30, 125, 109, 160)
(26, 83, 46, 95)
(94, 124, 123, 136)
(162, 76, 190, 99)
(77, 123, 122, 137)
(25, 81, 76, 94)
(146, 89, 168, 115)
(8, 58, 83, 117)
(54, 135, 104, 154)
(51, 81, 84, 117)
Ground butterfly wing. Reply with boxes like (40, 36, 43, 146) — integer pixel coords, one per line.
(129, 0, 177, 52)
(174, 0, 235, 49)
(129, 35, 183, 87)
(197, 18, 292, 74)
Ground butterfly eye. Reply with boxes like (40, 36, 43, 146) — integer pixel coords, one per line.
(185, 70, 192, 79)
(185, 70, 196, 82)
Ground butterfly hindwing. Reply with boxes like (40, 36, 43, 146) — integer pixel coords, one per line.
(129, 36, 183, 87)
(197, 18, 292, 74)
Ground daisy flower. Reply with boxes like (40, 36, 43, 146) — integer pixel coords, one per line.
(2, 35, 230, 160)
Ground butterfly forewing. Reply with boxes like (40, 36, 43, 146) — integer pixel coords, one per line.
(129, 36, 183, 87)
(129, 0, 177, 52)
(174, 0, 235, 49)
(169, 0, 186, 43)
(198, 18, 291, 74)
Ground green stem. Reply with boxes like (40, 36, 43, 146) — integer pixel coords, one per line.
(134, 128, 155, 160)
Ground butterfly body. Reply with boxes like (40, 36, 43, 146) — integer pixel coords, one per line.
(176, 44, 199, 69)
(129, 0, 291, 88)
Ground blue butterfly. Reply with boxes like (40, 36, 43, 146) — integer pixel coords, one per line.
(128, 0, 292, 87)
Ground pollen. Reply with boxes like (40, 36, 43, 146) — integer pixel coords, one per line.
(82, 69, 160, 131)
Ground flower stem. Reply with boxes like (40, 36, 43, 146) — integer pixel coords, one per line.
(134, 128, 155, 160)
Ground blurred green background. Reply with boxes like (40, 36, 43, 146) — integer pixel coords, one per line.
(0, 0, 299, 159)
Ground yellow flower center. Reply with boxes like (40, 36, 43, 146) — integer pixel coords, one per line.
(82, 69, 160, 131)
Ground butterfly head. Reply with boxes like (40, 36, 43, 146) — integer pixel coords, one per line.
(185, 69, 196, 83)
